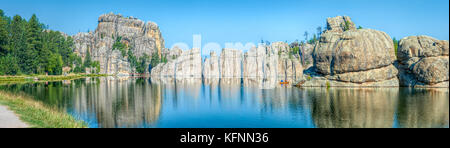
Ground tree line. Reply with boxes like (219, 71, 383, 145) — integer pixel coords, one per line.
(0, 9, 96, 75)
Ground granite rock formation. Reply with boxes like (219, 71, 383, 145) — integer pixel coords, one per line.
(299, 43, 315, 69)
(242, 42, 303, 80)
(150, 48, 202, 78)
(397, 36, 449, 87)
(203, 51, 220, 78)
(73, 13, 165, 75)
(220, 48, 243, 78)
(300, 16, 399, 87)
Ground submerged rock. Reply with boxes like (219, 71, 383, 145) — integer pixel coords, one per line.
(397, 36, 449, 87)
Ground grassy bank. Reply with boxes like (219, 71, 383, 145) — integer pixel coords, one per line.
(0, 91, 88, 128)
(0, 74, 108, 82)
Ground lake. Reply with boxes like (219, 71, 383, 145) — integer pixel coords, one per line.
(0, 77, 448, 128)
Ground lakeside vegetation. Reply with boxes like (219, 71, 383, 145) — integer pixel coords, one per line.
(0, 90, 88, 128)
(0, 74, 108, 82)
(0, 9, 101, 76)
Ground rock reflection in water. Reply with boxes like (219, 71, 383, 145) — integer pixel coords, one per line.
(70, 77, 162, 128)
(0, 77, 447, 128)
(310, 88, 399, 128)
(396, 88, 449, 128)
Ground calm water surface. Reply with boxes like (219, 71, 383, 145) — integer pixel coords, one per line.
(0, 77, 448, 128)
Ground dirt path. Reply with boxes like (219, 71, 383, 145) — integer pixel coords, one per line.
(0, 105, 29, 128)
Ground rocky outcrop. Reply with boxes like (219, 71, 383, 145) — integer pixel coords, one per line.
(73, 13, 165, 75)
(243, 42, 302, 80)
(203, 52, 220, 78)
(220, 49, 243, 78)
(299, 43, 315, 69)
(326, 16, 356, 33)
(300, 16, 399, 87)
(151, 48, 202, 78)
(397, 36, 449, 87)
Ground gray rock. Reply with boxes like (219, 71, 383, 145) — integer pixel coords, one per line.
(398, 36, 449, 87)
(300, 16, 399, 87)
(175, 48, 202, 78)
(220, 48, 243, 78)
(73, 13, 165, 75)
(203, 51, 220, 78)
(299, 43, 315, 69)
(326, 16, 356, 33)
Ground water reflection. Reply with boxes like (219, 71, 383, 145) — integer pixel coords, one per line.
(310, 88, 399, 128)
(396, 89, 449, 128)
(0, 77, 448, 128)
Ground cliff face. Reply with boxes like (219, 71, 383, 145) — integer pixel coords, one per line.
(150, 48, 202, 78)
(73, 13, 165, 75)
(242, 42, 302, 83)
(151, 41, 302, 88)
(398, 36, 449, 87)
(301, 16, 399, 87)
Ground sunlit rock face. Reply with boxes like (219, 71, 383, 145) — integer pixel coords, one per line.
(311, 88, 399, 128)
(220, 49, 243, 78)
(203, 52, 220, 78)
(398, 36, 449, 88)
(151, 48, 202, 78)
(174, 48, 203, 79)
(299, 43, 315, 69)
(242, 42, 303, 89)
(150, 47, 182, 78)
(73, 13, 165, 75)
(300, 16, 398, 87)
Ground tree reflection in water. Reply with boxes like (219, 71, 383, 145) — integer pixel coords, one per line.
(0, 77, 448, 128)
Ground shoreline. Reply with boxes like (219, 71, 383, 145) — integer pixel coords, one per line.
(0, 91, 88, 128)
(0, 74, 109, 82)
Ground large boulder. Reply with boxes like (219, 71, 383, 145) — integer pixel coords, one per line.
(73, 13, 165, 75)
(398, 36, 449, 87)
(300, 16, 398, 87)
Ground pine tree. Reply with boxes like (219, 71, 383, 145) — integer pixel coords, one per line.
(84, 49, 92, 69)
(0, 13, 8, 56)
(25, 14, 43, 74)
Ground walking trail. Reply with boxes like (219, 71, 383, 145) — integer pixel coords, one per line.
(0, 105, 29, 128)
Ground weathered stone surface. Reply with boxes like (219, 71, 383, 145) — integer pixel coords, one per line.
(299, 16, 398, 87)
(220, 48, 243, 78)
(398, 36, 449, 87)
(175, 48, 202, 78)
(398, 36, 448, 61)
(203, 52, 220, 78)
(73, 13, 165, 75)
(299, 43, 314, 69)
(314, 29, 396, 75)
(243, 45, 268, 78)
(243, 42, 302, 81)
(150, 47, 184, 78)
(326, 16, 356, 33)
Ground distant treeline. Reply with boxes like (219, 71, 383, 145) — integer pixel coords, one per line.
(0, 9, 95, 75)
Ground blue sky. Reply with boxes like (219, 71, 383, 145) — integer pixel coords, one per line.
(1, 0, 449, 50)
